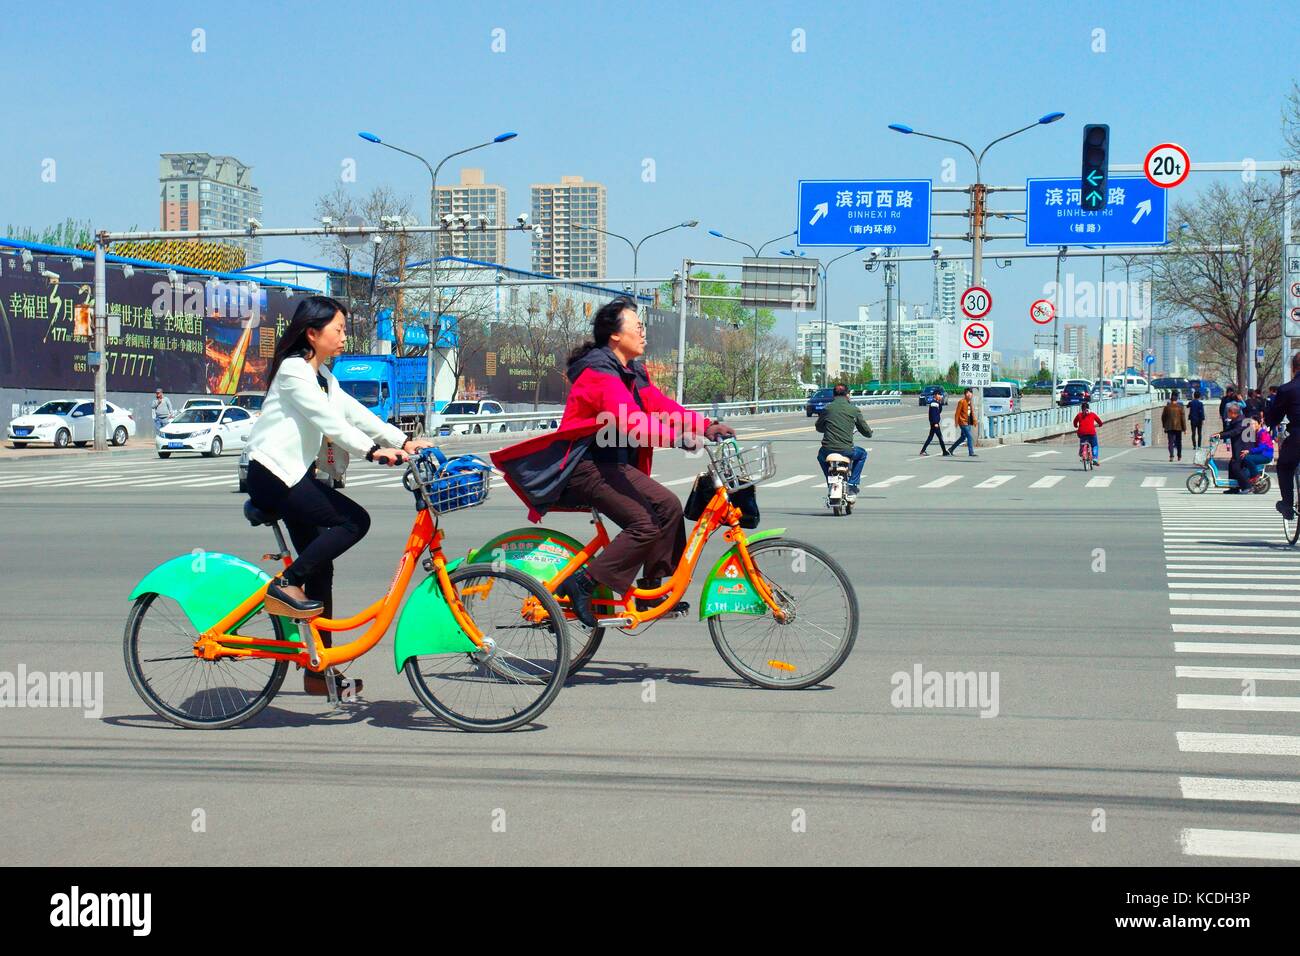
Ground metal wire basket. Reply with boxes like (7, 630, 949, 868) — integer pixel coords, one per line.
(1192, 447, 1210, 465)
(403, 453, 491, 514)
(704, 439, 776, 492)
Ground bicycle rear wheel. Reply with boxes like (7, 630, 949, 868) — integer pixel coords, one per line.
(405, 564, 569, 731)
(708, 538, 857, 689)
(1285, 471, 1300, 546)
(124, 593, 289, 729)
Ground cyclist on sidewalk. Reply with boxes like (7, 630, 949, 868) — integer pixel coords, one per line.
(1074, 402, 1104, 465)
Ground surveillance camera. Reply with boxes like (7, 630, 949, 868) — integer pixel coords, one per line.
(495, 273, 504, 284)
(516, 213, 528, 225)
(441, 214, 454, 227)
(932, 247, 942, 258)
(372, 234, 383, 245)
(532, 224, 544, 240)
(478, 214, 489, 229)
(247, 217, 262, 229)
(870, 248, 881, 259)
(321, 216, 333, 226)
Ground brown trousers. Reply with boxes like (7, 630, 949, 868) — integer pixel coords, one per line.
(554, 458, 686, 592)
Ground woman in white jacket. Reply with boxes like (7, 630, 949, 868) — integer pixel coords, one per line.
(244, 296, 433, 692)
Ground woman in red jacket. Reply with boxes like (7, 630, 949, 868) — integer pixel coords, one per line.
(493, 298, 734, 625)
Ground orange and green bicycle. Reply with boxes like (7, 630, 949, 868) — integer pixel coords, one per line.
(123, 448, 570, 732)
(471, 440, 859, 689)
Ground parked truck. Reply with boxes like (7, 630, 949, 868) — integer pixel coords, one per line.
(331, 355, 442, 436)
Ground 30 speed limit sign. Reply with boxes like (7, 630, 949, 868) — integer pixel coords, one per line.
(1144, 143, 1190, 189)
(960, 286, 992, 319)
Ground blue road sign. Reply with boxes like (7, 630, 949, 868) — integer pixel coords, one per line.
(1145, 353, 1156, 366)
(797, 179, 931, 247)
(1025, 176, 1167, 247)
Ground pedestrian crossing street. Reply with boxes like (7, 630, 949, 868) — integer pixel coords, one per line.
(1156, 490, 1300, 863)
(0, 459, 1197, 495)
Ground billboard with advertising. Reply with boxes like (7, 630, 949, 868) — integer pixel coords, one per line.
(0, 250, 305, 394)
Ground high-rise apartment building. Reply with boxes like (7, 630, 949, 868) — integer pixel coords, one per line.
(434, 168, 508, 264)
(530, 175, 606, 279)
(159, 153, 263, 262)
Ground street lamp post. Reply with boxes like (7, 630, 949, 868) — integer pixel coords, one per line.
(708, 228, 795, 404)
(359, 130, 517, 433)
(889, 111, 1063, 423)
(574, 220, 697, 300)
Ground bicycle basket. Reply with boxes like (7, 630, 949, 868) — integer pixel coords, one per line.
(704, 439, 775, 492)
(405, 452, 491, 514)
(1192, 448, 1210, 465)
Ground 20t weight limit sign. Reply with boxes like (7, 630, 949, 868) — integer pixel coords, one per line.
(961, 286, 992, 319)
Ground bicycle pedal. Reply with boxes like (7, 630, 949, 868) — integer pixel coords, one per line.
(596, 616, 635, 627)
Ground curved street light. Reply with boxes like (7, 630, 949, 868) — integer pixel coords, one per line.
(573, 220, 697, 297)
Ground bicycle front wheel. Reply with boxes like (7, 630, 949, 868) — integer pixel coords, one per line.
(124, 592, 289, 729)
(708, 538, 857, 689)
(405, 564, 569, 732)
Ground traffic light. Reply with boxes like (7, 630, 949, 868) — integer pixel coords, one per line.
(1081, 124, 1109, 210)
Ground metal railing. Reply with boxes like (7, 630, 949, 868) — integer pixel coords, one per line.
(424, 394, 902, 438)
(985, 390, 1170, 440)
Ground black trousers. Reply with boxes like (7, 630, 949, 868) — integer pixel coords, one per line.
(246, 459, 371, 627)
(1166, 430, 1183, 458)
(554, 458, 685, 593)
(1278, 438, 1300, 509)
(1190, 421, 1203, 448)
(920, 424, 949, 454)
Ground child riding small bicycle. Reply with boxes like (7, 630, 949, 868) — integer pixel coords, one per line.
(1074, 402, 1103, 465)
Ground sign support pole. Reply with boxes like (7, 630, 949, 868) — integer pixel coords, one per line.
(675, 259, 689, 403)
(92, 235, 107, 452)
(1051, 247, 1064, 393)
(1285, 169, 1293, 366)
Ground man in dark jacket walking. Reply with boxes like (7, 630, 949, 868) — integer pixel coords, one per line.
(1161, 389, 1187, 462)
(815, 384, 872, 494)
(920, 389, 950, 456)
(1188, 389, 1206, 450)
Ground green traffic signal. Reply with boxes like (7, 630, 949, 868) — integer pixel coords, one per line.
(1081, 124, 1110, 210)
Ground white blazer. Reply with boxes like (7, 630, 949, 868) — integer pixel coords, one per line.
(245, 356, 408, 487)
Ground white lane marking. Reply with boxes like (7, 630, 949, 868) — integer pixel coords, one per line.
(919, 475, 962, 489)
(1168, 573, 1296, 579)
(1029, 475, 1064, 488)
(1172, 593, 1300, 603)
(1142, 476, 1167, 487)
(1166, 563, 1300, 571)
(344, 474, 406, 487)
(1170, 582, 1300, 591)
(974, 474, 1015, 489)
(1177, 694, 1300, 712)
(766, 474, 818, 488)
(1179, 777, 1300, 804)
(1173, 623, 1300, 635)
(1177, 732, 1300, 755)
(1172, 607, 1300, 619)
(1085, 476, 1113, 487)
(1180, 828, 1300, 861)
(166, 475, 238, 487)
(1175, 641, 1300, 655)
(1027, 450, 1058, 458)
(0, 473, 78, 486)
(1177, 665, 1300, 680)
(664, 476, 699, 487)
(865, 474, 913, 488)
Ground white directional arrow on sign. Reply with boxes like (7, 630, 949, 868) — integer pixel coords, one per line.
(1131, 199, 1152, 225)
(808, 202, 828, 226)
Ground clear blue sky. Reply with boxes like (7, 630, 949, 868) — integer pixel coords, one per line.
(2, 0, 1295, 352)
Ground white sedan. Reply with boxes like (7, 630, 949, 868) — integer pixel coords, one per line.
(7, 399, 136, 448)
(156, 405, 255, 458)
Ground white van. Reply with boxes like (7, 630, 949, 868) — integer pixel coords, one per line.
(1115, 374, 1151, 395)
(983, 381, 1020, 415)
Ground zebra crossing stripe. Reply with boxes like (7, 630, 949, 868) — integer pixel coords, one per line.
(865, 475, 913, 488)
(1179, 776, 1300, 804)
(1141, 476, 1167, 487)
(1177, 694, 1300, 712)
(1175, 641, 1300, 656)
(1085, 476, 1113, 488)
(1176, 665, 1300, 680)
(919, 475, 962, 489)
(1180, 828, 1300, 861)
(974, 474, 1014, 489)
(1177, 732, 1300, 755)
(766, 474, 817, 488)
(664, 476, 698, 487)
(1029, 475, 1063, 489)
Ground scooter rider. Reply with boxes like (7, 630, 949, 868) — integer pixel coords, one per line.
(815, 384, 872, 495)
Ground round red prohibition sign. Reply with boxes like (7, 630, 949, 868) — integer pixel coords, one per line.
(963, 321, 991, 350)
(1144, 143, 1191, 189)
(1030, 298, 1055, 325)
(960, 286, 992, 319)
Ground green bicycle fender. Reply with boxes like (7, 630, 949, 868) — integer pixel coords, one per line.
(464, 526, 614, 600)
(394, 574, 479, 673)
(698, 528, 786, 620)
(129, 552, 275, 633)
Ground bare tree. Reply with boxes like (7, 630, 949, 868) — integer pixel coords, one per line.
(499, 291, 587, 408)
(313, 184, 415, 351)
(1149, 180, 1282, 388)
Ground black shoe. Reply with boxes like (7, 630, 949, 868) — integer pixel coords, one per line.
(557, 568, 599, 628)
(1222, 489, 1239, 494)
(847, 484, 860, 496)
(265, 577, 323, 619)
(1277, 500, 1295, 520)
(919, 451, 929, 456)
(304, 671, 362, 697)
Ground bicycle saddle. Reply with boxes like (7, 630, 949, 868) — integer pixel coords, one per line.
(243, 501, 279, 526)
